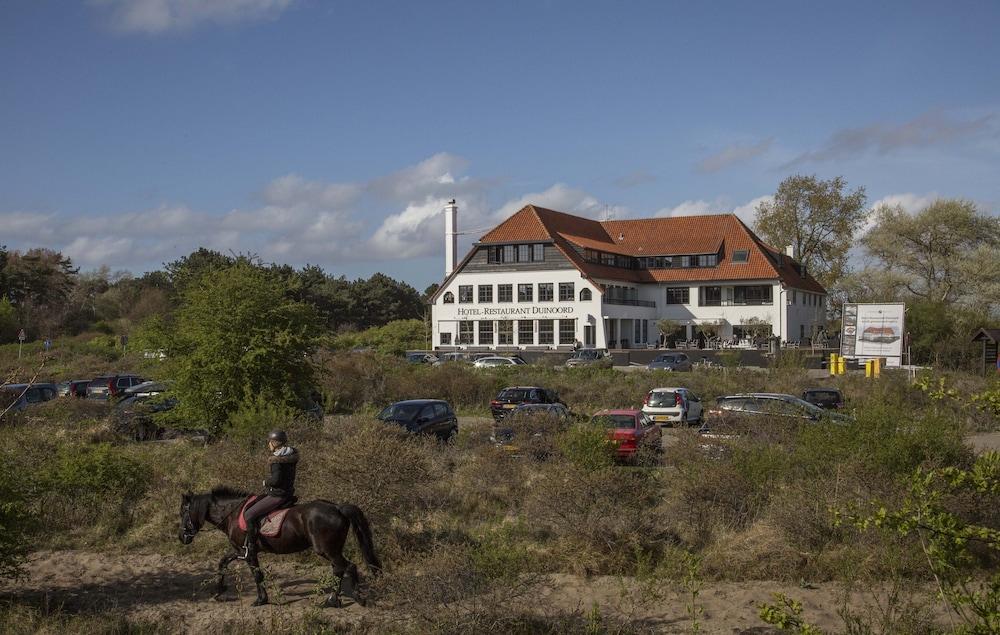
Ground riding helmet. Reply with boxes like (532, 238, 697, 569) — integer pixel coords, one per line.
(268, 429, 288, 444)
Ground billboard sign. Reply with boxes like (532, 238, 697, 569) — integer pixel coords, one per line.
(840, 302, 906, 367)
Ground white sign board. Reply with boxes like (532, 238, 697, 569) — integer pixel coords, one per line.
(840, 302, 905, 367)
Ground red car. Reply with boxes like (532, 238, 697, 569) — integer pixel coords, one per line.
(590, 408, 661, 460)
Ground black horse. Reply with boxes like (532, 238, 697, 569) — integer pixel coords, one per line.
(179, 487, 381, 607)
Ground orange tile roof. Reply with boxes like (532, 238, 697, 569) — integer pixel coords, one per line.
(477, 205, 826, 293)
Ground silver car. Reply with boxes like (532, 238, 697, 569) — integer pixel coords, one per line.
(647, 353, 693, 371)
(641, 387, 703, 426)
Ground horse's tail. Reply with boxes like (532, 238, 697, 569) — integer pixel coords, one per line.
(338, 503, 382, 575)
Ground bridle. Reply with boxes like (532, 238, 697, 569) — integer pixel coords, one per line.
(181, 501, 199, 541)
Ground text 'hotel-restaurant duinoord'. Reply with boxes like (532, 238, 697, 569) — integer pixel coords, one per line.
(430, 201, 827, 351)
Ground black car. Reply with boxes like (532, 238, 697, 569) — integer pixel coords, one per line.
(491, 403, 573, 443)
(1, 382, 58, 414)
(801, 388, 844, 410)
(490, 386, 565, 422)
(703, 393, 851, 431)
(377, 399, 458, 441)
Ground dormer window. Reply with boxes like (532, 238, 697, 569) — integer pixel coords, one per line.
(732, 250, 749, 263)
(443, 292, 454, 304)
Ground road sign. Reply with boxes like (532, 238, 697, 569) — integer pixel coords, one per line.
(17, 329, 25, 342)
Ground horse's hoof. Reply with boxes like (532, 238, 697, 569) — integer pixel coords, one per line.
(322, 596, 341, 608)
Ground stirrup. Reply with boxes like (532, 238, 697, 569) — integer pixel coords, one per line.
(238, 544, 251, 561)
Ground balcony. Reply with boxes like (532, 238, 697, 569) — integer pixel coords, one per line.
(604, 297, 656, 307)
(698, 299, 773, 307)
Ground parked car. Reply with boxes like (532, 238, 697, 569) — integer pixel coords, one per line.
(642, 387, 703, 426)
(647, 353, 693, 372)
(1, 382, 59, 414)
(377, 399, 458, 441)
(123, 380, 170, 398)
(565, 348, 613, 368)
(703, 393, 852, 431)
(87, 374, 146, 400)
(801, 388, 845, 410)
(491, 403, 572, 457)
(433, 352, 473, 365)
(490, 386, 565, 421)
(590, 409, 661, 461)
(58, 379, 91, 398)
(474, 356, 522, 368)
(406, 352, 439, 365)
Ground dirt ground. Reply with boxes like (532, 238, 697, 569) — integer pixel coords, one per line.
(0, 549, 949, 634)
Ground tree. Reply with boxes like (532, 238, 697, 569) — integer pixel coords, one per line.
(157, 262, 322, 434)
(164, 248, 235, 292)
(861, 199, 1000, 310)
(0, 248, 78, 337)
(754, 175, 868, 288)
(352, 273, 424, 330)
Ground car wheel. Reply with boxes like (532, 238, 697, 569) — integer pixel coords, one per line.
(445, 427, 458, 444)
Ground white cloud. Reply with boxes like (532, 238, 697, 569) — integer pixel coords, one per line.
(696, 139, 773, 173)
(90, 0, 295, 34)
(870, 192, 938, 215)
(656, 195, 772, 224)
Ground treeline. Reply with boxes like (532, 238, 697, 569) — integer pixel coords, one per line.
(0, 246, 433, 344)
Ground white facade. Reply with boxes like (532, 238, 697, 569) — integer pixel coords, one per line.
(433, 270, 827, 350)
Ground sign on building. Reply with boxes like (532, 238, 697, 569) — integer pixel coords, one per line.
(840, 302, 906, 367)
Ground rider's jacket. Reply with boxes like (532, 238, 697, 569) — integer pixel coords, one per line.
(264, 446, 299, 498)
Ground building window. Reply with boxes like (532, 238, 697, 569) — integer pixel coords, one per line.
(538, 320, 554, 345)
(558, 282, 574, 301)
(634, 320, 641, 344)
(792, 290, 797, 304)
(498, 284, 513, 302)
(440, 332, 451, 345)
(497, 320, 513, 345)
(478, 285, 493, 303)
(518, 283, 533, 302)
(732, 249, 749, 263)
(458, 322, 474, 344)
(580, 288, 592, 301)
(478, 320, 494, 345)
(538, 283, 554, 302)
(443, 291, 454, 304)
(533, 244, 544, 261)
(697, 254, 718, 267)
(518, 244, 530, 263)
(486, 246, 500, 263)
(503, 245, 516, 263)
(700, 286, 722, 306)
(665, 287, 689, 304)
(458, 285, 473, 303)
(518, 320, 534, 345)
(559, 320, 575, 345)
(733, 285, 772, 305)
(642, 319, 648, 344)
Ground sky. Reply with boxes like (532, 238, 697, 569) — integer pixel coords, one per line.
(2, 0, 999, 291)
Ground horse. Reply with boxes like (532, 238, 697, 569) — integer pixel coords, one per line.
(179, 487, 381, 607)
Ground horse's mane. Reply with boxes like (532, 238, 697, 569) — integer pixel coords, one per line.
(210, 485, 251, 501)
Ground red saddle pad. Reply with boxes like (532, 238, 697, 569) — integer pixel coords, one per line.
(238, 496, 293, 537)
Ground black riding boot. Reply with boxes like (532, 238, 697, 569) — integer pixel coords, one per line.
(241, 519, 260, 560)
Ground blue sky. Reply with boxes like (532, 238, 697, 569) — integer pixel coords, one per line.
(2, 0, 998, 290)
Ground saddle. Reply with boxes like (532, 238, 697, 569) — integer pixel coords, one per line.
(237, 495, 298, 537)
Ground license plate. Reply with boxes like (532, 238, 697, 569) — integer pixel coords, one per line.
(654, 415, 671, 422)
(503, 404, 516, 409)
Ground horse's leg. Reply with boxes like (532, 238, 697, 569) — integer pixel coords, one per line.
(214, 549, 239, 599)
(340, 559, 364, 607)
(323, 555, 347, 608)
(246, 552, 268, 607)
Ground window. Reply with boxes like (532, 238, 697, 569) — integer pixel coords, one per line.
(697, 254, 718, 267)
(443, 291, 454, 304)
(634, 320, 641, 343)
(478, 320, 494, 345)
(665, 287, 689, 304)
(700, 286, 722, 306)
(515, 245, 528, 263)
(733, 285, 772, 305)
(559, 282, 575, 301)
(559, 320, 576, 345)
(792, 290, 797, 304)
(498, 284, 513, 302)
(533, 244, 544, 261)
(580, 288, 592, 301)
(518, 283, 533, 302)
(458, 322, 474, 344)
(538, 283, 554, 302)
(679, 256, 691, 267)
(503, 245, 516, 263)
(486, 246, 501, 263)
(478, 285, 493, 303)
(497, 320, 513, 345)
(518, 320, 534, 345)
(458, 285, 473, 303)
(538, 320, 554, 345)
(642, 320, 648, 344)
(732, 250, 749, 263)
(440, 332, 451, 345)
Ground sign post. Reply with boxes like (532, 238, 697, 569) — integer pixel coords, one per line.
(17, 328, 26, 359)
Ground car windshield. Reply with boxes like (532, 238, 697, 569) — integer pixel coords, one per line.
(806, 390, 841, 405)
(591, 414, 637, 429)
(378, 403, 422, 421)
(498, 389, 532, 401)
(406, 354, 424, 362)
(647, 391, 678, 407)
(574, 350, 600, 360)
(654, 355, 676, 363)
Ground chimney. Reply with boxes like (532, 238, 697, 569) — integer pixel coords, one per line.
(444, 199, 458, 277)
(784, 245, 796, 259)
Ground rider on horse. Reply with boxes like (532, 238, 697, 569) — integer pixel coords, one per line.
(240, 429, 299, 560)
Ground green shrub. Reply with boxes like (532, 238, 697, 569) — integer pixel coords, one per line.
(557, 422, 615, 471)
(225, 397, 302, 446)
(0, 481, 33, 580)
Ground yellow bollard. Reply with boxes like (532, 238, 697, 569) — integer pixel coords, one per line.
(837, 357, 846, 375)
(874, 358, 882, 378)
(864, 360, 872, 378)
(829, 353, 838, 376)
